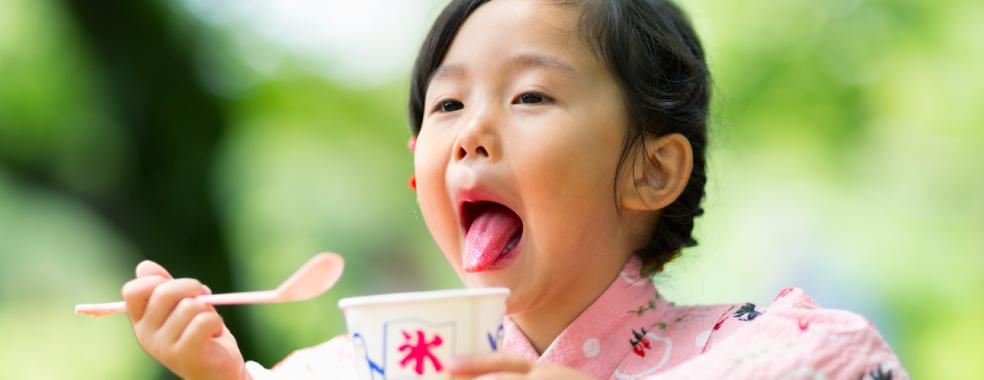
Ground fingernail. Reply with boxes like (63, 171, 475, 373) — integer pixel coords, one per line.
(447, 356, 468, 371)
(202, 284, 212, 294)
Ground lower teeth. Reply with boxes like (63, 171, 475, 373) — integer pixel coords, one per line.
(500, 235, 519, 255)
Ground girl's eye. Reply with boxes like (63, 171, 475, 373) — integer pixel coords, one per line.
(516, 93, 545, 104)
(439, 100, 464, 112)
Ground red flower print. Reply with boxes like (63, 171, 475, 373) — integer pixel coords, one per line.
(632, 337, 651, 357)
(712, 305, 735, 331)
(630, 328, 651, 357)
(399, 330, 444, 375)
(774, 288, 794, 302)
(798, 319, 810, 331)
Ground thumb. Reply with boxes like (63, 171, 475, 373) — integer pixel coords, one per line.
(449, 353, 533, 375)
(135, 260, 173, 279)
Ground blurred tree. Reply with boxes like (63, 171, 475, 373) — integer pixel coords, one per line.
(0, 0, 258, 378)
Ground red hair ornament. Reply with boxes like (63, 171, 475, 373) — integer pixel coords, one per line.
(408, 137, 417, 192)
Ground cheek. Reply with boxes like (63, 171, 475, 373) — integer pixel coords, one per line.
(512, 113, 625, 245)
(518, 117, 621, 201)
(413, 132, 463, 262)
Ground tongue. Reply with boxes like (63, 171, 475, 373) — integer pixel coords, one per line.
(463, 206, 523, 273)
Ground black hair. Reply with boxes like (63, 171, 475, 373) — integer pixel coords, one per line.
(408, 0, 709, 277)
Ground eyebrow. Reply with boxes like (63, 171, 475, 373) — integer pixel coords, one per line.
(511, 53, 577, 79)
(430, 63, 466, 83)
(429, 53, 578, 84)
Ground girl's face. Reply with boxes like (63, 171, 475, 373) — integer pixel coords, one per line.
(415, 0, 644, 315)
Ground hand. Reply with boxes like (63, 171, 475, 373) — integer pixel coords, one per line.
(122, 261, 252, 380)
(448, 353, 597, 380)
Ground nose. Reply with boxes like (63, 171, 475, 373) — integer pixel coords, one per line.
(453, 105, 500, 163)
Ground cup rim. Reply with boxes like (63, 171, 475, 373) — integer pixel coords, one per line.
(337, 287, 510, 309)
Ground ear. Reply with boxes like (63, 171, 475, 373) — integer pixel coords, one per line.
(619, 133, 694, 211)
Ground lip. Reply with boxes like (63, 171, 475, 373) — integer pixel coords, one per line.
(455, 186, 521, 235)
(454, 186, 525, 272)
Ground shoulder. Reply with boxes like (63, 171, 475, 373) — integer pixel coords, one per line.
(649, 288, 909, 380)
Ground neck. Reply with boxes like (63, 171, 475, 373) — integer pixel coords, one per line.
(508, 256, 631, 354)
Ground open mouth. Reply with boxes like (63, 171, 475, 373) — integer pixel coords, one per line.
(460, 201, 524, 273)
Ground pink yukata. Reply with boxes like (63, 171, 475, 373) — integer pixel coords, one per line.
(246, 256, 908, 380)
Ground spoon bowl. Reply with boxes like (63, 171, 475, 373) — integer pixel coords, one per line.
(275, 252, 345, 301)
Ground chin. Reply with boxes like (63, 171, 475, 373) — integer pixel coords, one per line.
(457, 251, 537, 315)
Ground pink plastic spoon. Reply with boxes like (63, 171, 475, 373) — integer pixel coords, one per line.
(75, 252, 344, 317)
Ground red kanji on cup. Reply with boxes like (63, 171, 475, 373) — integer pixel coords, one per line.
(399, 330, 444, 375)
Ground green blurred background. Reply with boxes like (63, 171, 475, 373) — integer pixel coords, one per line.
(0, 0, 981, 378)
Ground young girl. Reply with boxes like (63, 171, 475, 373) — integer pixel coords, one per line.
(121, 0, 908, 379)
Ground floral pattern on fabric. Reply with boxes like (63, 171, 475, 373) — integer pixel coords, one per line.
(629, 328, 652, 357)
(246, 256, 909, 380)
(861, 364, 894, 380)
(629, 299, 659, 317)
(732, 302, 762, 321)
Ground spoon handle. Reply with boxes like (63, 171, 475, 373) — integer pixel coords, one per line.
(75, 302, 126, 317)
(75, 290, 280, 317)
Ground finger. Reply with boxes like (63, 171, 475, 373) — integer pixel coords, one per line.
(449, 354, 534, 375)
(122, 275, 169, 323)
(175, 311, 225, 352)
(219, 324, 237, 345)
(136, 260, 173, 279)
(472, 373, 527, 380)
(143, 278, 207, 330)
(529, 363, 597, 380)
(159, 297, 211, 344)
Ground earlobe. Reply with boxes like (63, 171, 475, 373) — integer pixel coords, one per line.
(620, 133, 694, 211)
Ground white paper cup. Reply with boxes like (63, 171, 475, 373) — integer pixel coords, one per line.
(338, 288, 510, 380)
